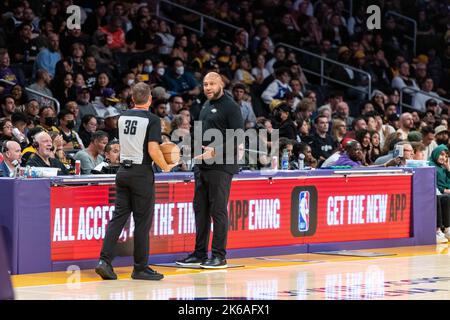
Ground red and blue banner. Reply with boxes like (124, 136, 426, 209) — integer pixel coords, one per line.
(50, 175, 412, 262)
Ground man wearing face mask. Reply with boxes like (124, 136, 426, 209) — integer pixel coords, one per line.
(37, 106, 60, 134)
(163, 57, 200, 96)
(57, 109, 83, 151)
(25, 131, 69, 175)
(149, 61, 167, 88)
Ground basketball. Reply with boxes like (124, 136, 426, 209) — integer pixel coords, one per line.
(160, 142, 181, 165)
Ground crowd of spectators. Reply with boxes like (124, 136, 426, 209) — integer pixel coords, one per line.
(0, 0, 448, 187)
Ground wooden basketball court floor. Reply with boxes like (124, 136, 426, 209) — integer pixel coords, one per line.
(11, 245, 450, 300)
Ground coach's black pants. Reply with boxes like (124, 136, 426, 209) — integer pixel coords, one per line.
(100, 164, 155, 271)
(193, 168, 233, 260)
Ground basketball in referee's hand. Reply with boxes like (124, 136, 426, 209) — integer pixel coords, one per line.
(160, 142, 181, 164)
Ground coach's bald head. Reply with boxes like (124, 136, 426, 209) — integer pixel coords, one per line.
(203, 72, 224, 101)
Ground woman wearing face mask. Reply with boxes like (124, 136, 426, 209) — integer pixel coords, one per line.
(57, 109, 84, 151)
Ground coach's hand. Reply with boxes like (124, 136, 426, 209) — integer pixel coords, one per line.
(194, 146, 216, 161)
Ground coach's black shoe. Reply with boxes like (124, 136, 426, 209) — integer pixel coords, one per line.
(200, 257, 227, 269)
(95, 260, 117, 280)
(131, 267, 164, 281)
(175, 254, 207, 266)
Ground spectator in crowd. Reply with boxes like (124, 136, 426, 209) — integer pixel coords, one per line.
(0, 140, 21, 177)
(413, 78, 442, 112)
(435, 125, 449, 146)
(91, 72, 112, 101)
(171, 35, 189, 61)
(266, 45, 286, 74)
(333, 101, 353, 130)
(152, 99, 168, 118)
(291, 141, 318, 169)
(421, 125, 437, 159)
(57, 109, 83, 151)
(33, 32, 61, 78)
(277, 103, 297, 140)
(345, 117, 367, 140)
(26, 131, 68, 175)
(100, 15, 126, 53)
(125, 15, 155, 53)
(78, 115, 98, 148)
(0, 48, 25, 95)
(157, 19, 175, 56)
(92, 139, 120, 174)
(24, 99, 39, 124)
(374, 140, 413, 166)
(165, 95, 184, 122)
(411, 141, 426, 160)
(37, 106, 59, 134)
(93, 88, 120, 119)
(102, 107, 120, 141)
(232, 83, 256, 127)
(334, 140, 364, 167)
(10, 22, 39, 75)
(355, 129, 372, 165)
(27, 69, 54, 108)
(251, 54, 270, 85)
(75, 87, 97, 119)
(0, 119, 13, 143)
(11, 111, 29, 144)
(74, 130, 108, 175)
(331, 118, 347, 144)
(0, 95, 16, 119)
(83, 55, 99, 88)
(52, 72, 77, 108)
(21, 127, 44, 164)
(261, 67, 291, 106)
(428, 145, 450, 243)
(305, 114, 337, 164)
(370, 130, 382, 162)
(391, 61, 419, 99)
(397, 112, 414, 140)
(163, 58, 200, 96)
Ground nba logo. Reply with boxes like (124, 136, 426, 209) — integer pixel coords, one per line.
(298, 191, 310, 232)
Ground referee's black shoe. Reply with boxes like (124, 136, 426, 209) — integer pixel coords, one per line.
(95, 260, 117, 280)
(131, 267, 164, 281)
(200, 257, 227, 269)
(175, 254, 207, 266)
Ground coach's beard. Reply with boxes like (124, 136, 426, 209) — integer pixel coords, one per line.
(209, 89, 223, 100)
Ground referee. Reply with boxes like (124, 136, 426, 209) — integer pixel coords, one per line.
(95, 82, 175, 281)
(176, 72, 244, 269)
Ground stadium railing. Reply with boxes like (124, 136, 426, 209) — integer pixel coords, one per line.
(0, 79, 61, 114)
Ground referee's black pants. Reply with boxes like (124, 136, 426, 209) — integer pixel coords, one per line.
(193, 168, 233, 260)
(100, 164, 155, 271)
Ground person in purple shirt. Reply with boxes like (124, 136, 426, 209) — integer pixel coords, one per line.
(334, 139, 402, 168)
(334, 140, 364, 167)
(0, 49, 25, 95)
